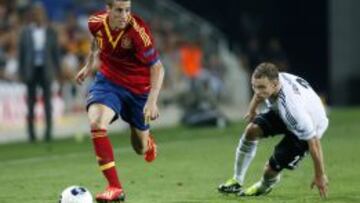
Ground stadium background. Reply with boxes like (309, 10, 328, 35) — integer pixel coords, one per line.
(1, 0, 358, 143)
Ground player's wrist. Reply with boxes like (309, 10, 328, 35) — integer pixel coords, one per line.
(148, 91, 160, 102)
(314, 169, 326, 178)
(147, 96, 158, 105)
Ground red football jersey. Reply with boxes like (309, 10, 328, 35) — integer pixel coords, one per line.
(88, 11, 159, 94)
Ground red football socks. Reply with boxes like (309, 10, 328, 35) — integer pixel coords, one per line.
(91, 129, 122, 189)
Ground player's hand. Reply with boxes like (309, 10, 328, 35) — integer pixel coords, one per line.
(75, 66, 92, 85)
(143, 100, 160, 125)
(311, 174, 328, 199)
(243, 111, 256, 123)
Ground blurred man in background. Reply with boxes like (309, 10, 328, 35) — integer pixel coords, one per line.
(18, 2, 60, 142)
(75, 0, 164, 202)
(218, 62, 329, 198)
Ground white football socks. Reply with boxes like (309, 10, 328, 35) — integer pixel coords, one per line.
(233, 136, 258, 185)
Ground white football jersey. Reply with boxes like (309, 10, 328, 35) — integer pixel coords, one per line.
(265, 73, 329, 140)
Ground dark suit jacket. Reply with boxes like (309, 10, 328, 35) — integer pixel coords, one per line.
(18, 25, 61, 83)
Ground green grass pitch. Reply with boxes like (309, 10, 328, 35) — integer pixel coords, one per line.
(0, 108, 359, 203)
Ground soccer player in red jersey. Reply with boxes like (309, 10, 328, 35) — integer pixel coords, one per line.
(75, 0, 164, 202)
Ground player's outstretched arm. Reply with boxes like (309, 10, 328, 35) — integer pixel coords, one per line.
(144, 60, 165, 124)
(308, 137, 328, 199)
(75, 38, 99, 85)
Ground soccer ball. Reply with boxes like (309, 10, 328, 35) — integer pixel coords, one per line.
(59, 186, 93, 203)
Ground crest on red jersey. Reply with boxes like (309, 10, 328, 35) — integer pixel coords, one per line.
(121, 36, 132, 49)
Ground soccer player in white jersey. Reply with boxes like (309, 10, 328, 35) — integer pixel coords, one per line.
(218, 62, 329, 198)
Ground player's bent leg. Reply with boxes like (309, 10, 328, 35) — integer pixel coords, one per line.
(219, 123, 264, 194)
(260, 163, 281, 192)
(243, 123, 264, 141)
(238, 163, 281, 197)
(130, 127, 157, 162)
(130, 127, 147, 155)
(88, 104, 125, 201)
(233, 124, 263, 183)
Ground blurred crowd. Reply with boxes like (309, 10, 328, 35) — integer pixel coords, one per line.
(0, 0, 91, 113)
(0, 1, 290, 125)
(0, 0, 295, 141)
(235, 12, 289, 73)
(0, 0, 229, 114)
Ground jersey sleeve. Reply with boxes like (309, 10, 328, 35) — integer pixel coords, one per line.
(278, 90, 316, 140)
(87, 14, 105, 37)
(130, 18, 160, 67)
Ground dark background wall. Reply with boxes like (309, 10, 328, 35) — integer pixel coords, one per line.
(174, 0, 328, 96)
(329, 0, 360, 106)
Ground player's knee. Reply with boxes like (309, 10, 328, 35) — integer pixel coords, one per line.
(244, 123, 262, 141)
(264, 162, 273, 172)
(89, 120, 107, 131)
(264, 162, 280, 177)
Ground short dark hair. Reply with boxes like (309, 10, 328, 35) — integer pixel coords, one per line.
(105, 0, 130, 7)
(253, 62, 279, 81)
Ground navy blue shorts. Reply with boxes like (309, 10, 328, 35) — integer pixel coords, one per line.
(86, 72, 149, 131)
(253, 110, 308, 172)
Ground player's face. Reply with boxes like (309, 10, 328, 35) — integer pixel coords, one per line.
(251, 76, 279, 99)
(108, 1, 131, 29)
